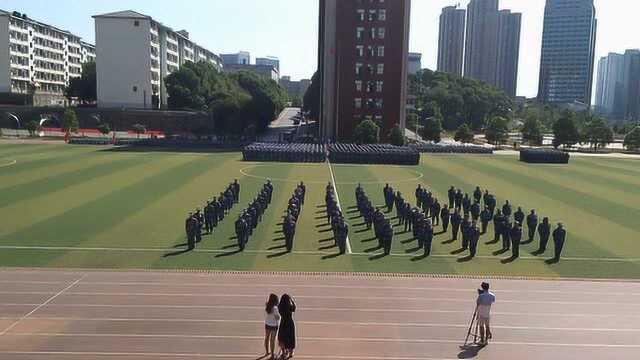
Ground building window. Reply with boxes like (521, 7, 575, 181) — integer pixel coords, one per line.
(356, 45, 364, 57)
(375, 99, 383, 110)
(367, 46, 375, 57)
(377, 64, 384, 75)
(370, 28, 376, 40)
(133, 86, 138, 92)
(378, 9, 387, 21)
(355, 98, 362, 109)
(368, 10, 377, 21)
(357, 9, 365, 21)
(376, 81, 383, 92)
(134, 20, 140, 27)
(355, 80, 363, 92)
(366, 81, 374, 93)
(377, 46, 385, 57)
(378, 27, 386, 39)
(355, 63, 363, 76)
(356, 27, 365, 40)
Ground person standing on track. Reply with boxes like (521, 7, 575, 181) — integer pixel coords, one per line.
(277, 294, 297, 359)
(264, 294, 281, 360)
(476, 282, 496, 346)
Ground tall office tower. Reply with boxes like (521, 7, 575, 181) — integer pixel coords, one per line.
(620, 50, 640, 120)
(464, 0, 499, 85)
(0, 10, 95, 106)
(437, 5, 466, 76)
(495, 10, 521, 97)
(594, 53, 625, 114)
(318, 0, 411, 141)
(93, 11, 222, 109)
(538, 0, 597, 106)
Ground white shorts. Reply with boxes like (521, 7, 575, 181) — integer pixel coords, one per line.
(477, 316, 490, 327)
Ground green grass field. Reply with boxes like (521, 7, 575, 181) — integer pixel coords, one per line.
(1, 142, 639, 279)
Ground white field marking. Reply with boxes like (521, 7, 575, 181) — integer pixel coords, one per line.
(0, 274, 85, 336)
(0, 279, 638, 297)
(1, 303, 638, 318)
(0, 244, 636, 263)
(6, 333, 640, 348)
(0, 351, 453, 360)
(327, 159, 352, 254)
(0, 160, 17, 168)
(0, 290, 638, 308)
(2, 317, 638, 333)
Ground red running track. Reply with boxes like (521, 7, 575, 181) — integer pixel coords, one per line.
(0, 269, 638, 359)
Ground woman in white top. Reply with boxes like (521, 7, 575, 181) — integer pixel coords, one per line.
(264, 294, 281, 359)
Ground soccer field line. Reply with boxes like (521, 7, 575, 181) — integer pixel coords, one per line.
(327, 159, 352, 254)
(0, 245, 637, 263)
(3, 333, 640, 348)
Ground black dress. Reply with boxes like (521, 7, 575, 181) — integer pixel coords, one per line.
(277, 300, 296, 350)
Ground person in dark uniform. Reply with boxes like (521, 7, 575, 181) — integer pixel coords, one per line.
(473, 186, 482, 204)
(194, 209, 204, 243)
(493, 210, 505, 243)
(462, 194, 472, 216)
(514, 207, 525, 226)
(480, 206, 492, 234)
(232, 179, 240, 204)
(502, 200, 512, 219)
(461, 216, 471, 250)
(235, 215, 247, 251)
(403, 202, 412, 232)
(382, 220, 393, 255)
(430, 199, 441, 226)
(552, 223, 566, 262)
(185, 213, 196, 250)
(502, 221, 512, 251)
(415, 185, 423, 208)
(451, 209, 462, 241)
(298, 182, 306, 205)
(336, 220, 349, 254)
(510, 223, 522, 259)
(204, 201, 213, 234)
(486, 193, 497, 217)
(469, 221, 481, 258)
(454, 189, 463, 211)
(470, 201, 481, 221)
(526, 210, 539, 243)
(537, 217, 551, 253)
(423, 219, 434, 256)
(448, 186, 456, 209)
(440, 205, 451, 233)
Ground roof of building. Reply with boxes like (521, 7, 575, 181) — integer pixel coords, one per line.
(92, 10, 151, 19)
(0, 9, 77, 36)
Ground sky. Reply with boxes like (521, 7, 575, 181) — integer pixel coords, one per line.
(2, 0, 638, 99)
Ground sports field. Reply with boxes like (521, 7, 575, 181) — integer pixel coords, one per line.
(0, 142, 639, 279)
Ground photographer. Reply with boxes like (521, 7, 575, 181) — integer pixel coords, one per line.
(476, 282, 496, 345)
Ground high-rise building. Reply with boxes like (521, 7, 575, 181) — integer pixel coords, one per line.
(464, 0, 499, 85)
(93, 10, 222, 109)
(538, 0, 597, 106)
(408, 52, 422, 75)
(437, 5, 465, 76)
(622, 50, 640, 121)
(595, 53, 625, 114)
(318, 0, 411, 141)
(0, 10, 95, 106)
(495, 10, 521, 97)
(221, 51, 251, 66)
(256, 56, 280, 73)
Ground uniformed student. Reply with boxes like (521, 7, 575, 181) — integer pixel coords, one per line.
(423, 219, 434, 256)
(480, 206, 492, 234)
(451, 209, 462, 241)
(526, 210, 539, 243)
(440, 205, 451, 233)
(448, 186, 456, 209)
(469, 221, 480, 258)
(510, 223, 522, 258)
(514, 207, 525, 226)
(537, 217, 551, 253)
(552, 223, 566, 262)
(185, 213, 196, 250)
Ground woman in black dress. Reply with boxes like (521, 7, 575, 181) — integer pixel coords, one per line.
(277, 294, 296, 359)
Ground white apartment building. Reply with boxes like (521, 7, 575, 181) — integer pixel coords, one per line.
(0, 10, 95, 106)
(93, 10, 222, 109)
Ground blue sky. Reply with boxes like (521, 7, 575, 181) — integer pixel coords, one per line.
(2, 0, 638, 99)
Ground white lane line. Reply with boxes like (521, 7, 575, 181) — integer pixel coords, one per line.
(5, 333, 640, 348)
(2, 317, 638, 333)
(0, 352, 452, 360)
(0, 245, 636, 262)
(0, 274, 85, 336)
(0, 302, 637, 318)
(0, 279, 638, 297)
(0, 160, 17, 168)
(327, 159, 352, 254)
(1, 290, 638, 307)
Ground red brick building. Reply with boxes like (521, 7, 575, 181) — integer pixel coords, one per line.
(318, 0, 411, 141)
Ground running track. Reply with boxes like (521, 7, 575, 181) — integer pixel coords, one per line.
(0, 269, 638, 359)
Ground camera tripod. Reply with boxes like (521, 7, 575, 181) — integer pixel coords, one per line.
(463, 305, 481, 347)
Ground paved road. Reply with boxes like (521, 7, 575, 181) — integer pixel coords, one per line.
(258, 107, 301, 143)
(0, 269, 638, 359)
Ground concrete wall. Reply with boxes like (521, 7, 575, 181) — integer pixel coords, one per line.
(96, 17, 152, 108)
(0, 16, 10, 93)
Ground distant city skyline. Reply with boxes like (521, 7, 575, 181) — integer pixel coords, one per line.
(2, 0, 638, 99)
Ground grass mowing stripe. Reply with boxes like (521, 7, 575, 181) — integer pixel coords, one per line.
(0, 156, 147, 208)
(572, 157, 640, 176)
(0, 147, 106, 178)
(0, 144, 65, 158)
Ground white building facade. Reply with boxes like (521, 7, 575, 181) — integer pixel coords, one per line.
(93, 10, 222, 109)
(0, 10, 95, 106)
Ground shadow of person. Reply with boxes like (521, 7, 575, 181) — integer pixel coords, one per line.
(361, 237, 377, 243)
(545, 257, 560, 264)
(442, 238, 456, 245)
(451, 248, 467, 255)
(267, 250, 290, 258)
(222, 243, 239, 249)
(501, 255, 518, 264)
(319, 244, 336, 251)
(215, 249, 243, 258)
(173, 243, 188, 248)
(368, 252, 388, 260)
(405, 246, 421, 253)
(321, 252, 343, 260)
(492, 248, 509, 256)
(485, 239, 499, 245)
(531, 249, 545, 256)
(410, 253, 429, 261)
(457, 255, 474, 263)
(268, 244, 287, 251)
(401, 237, 416, 244)
(365, 245, 382, 253)
(521, 239, 534, 245)
(163, 248, 192, 257)
(319, 237, 334, 243)
(457, 343, 485, 359)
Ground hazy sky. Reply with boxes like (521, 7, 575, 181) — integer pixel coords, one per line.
(2, 0, 638, 99)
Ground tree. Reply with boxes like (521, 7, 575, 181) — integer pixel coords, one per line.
(353, 119, 380, 144)
(131, 124, 146, 138)
(623, 126, 640, 151)
(581, 115, 613, 151)
(389, 125, 405, 146)
(97, 123, 111, 136)
(61, 108, 79, 133)
(421, 117, 443, 143)
(454, 123, 474, 143)
(64, 61, 97, 103)
(25, 120, 40, 137)
(303, 71, 320, 121)
(484, 116, 510, 147)
(552, 110, 580, 149)
(521, 117, 543, 146)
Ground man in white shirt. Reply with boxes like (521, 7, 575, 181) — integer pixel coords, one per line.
(476, 282, 496, 345)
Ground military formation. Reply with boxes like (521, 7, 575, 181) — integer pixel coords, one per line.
(411, 143, 493, 154)
(520, 148, 571, 164)
(326, 183, 349, 254)
(353, 182, 567, 262)
(185, 180, 241, 251)
(243, 143, 326, 163)
(328, 144, 420, 165)
(282, 183, 306, 252)
(234, 180, 274, 251)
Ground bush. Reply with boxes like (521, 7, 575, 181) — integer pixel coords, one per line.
(454, 124, 474, 143)
(421, 117, 443, 143)
(353, 120, 380, 144)
(25, 120, 41, 137)
(485, 116, 509, 146)
(61, 108, 79, 133)
(624, 126, 640, 151)
(97, 123, 111, 135)
(389, 125, 405, 146)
